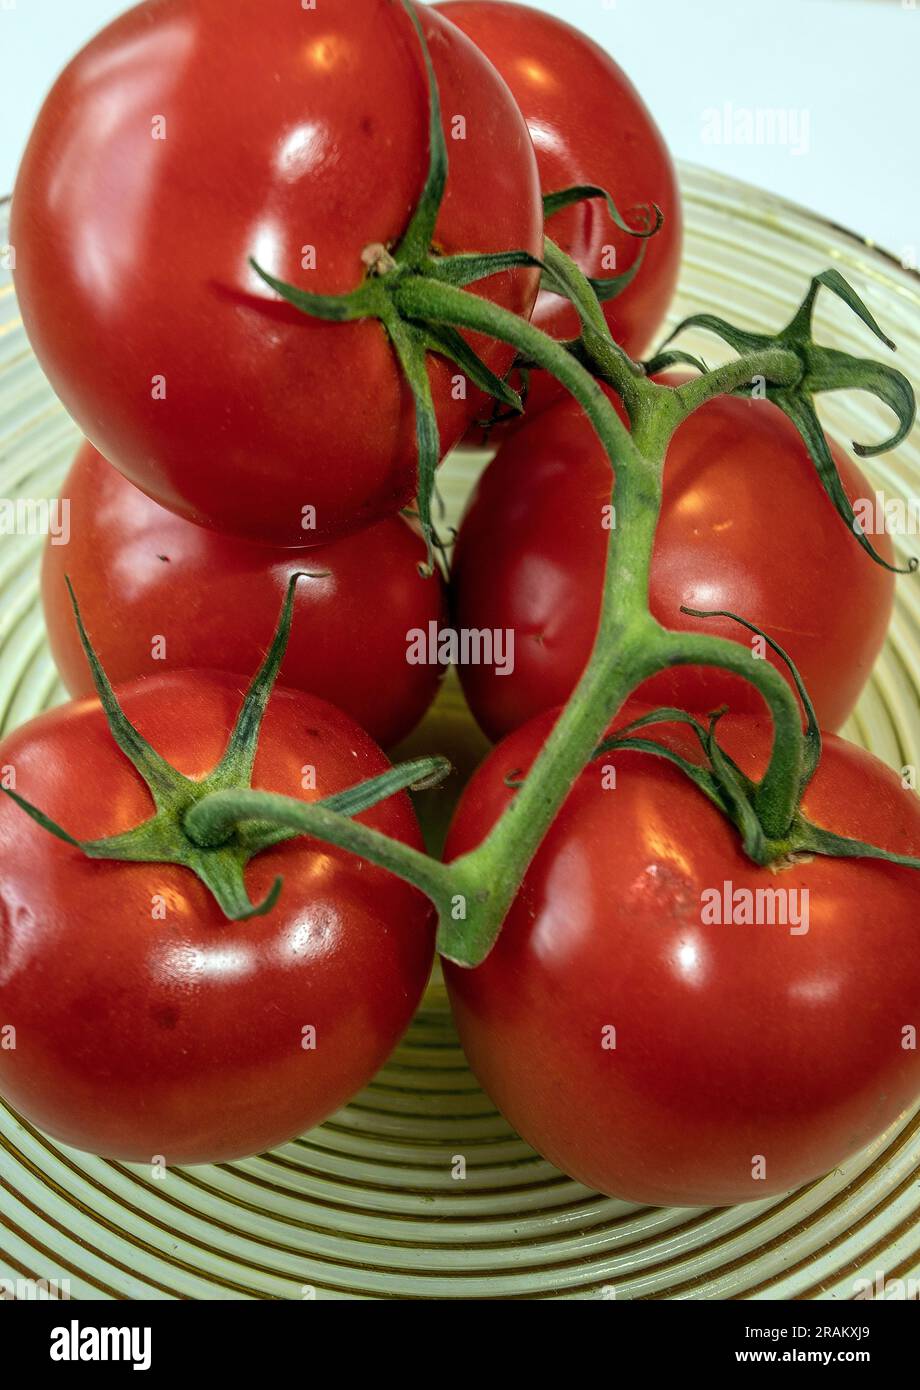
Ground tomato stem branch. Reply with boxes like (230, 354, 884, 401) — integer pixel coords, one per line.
(184, 788, 456, 912)
(669, 351, 803, 417)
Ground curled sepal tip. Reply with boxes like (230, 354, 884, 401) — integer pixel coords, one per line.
(658, 269, 918, 574)
(203, 866, 284, 923)
(543, 185, 664, 240)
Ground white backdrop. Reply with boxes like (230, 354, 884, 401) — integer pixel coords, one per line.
(0, 0, 917, 258)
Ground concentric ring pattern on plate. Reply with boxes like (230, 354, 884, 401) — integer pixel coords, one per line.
(1, 166, 919, 1301)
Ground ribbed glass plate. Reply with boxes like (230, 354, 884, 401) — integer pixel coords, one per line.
(1, 164, 919, 1301)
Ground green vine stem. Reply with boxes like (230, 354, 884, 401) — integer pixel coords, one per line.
(239, 241, 916, 963)
(389, 271, 817, 944)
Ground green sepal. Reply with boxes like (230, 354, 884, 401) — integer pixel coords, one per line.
(593, 705, 753, 818)
(703, 711, 771, 863)
(659, 313, 767, 358)
(784, 268, 895, 349)
(658, 270, 918, 573)
(643, 349, 711, 377)
(769, 390, 911, 573)
(248, 260, 380, 322)
(594, 734, 728, 812)
(323, 757, 452, 812)
(795, 346, 915, 458)
(791, 819, 920, 871)
(64, 576, 187, 809)
(587, 240, 648, 304)
(395, 0, 448, 266)
(385, 316, 441, 573)
(0, 787, 83, 848)
(418, 323, 523, 414)
(474, 362, 533, 435)
(210, 571, 324, 789)
(428, 250, 543, 289)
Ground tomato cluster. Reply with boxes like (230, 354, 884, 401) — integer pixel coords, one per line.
(2, 0, 918, 1213)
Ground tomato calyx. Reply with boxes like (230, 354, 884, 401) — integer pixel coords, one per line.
(596, 610, 920, 876)
(1, 576, 452, 922)
(647, 270, 918, 575)
(471, 196, 661, 441)
(248, 259, 536, 581)
(245, 0, 544, 571)
(248, 1, 660, 570)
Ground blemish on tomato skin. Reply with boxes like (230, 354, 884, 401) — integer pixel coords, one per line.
(0, 891, 36, 987)
(150, 1004, 180, 1031)
(624, 862, 697, 923)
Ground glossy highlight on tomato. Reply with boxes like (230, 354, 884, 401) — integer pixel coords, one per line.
(444, 707, 920, 1206)
(437, 0, 682, 417)
(43, 441, 447, 749)
(12, 0, 543, 546)
(451, 385, 895, 740)
(0, 673, 434, 1163)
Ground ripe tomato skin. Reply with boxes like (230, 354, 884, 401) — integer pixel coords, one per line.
(444, 708, 920, 1206)
(11, 0, 542, 547)
(451, 387, 895, 740)
(0, 674, 434, 1164)
(436, 0, 682, 417)
(42, 441, 446, 749)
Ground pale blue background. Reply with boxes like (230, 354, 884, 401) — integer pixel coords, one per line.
(1, 0, 917, 256)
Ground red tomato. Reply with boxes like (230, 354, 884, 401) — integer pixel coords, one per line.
(11, 0, 542, 546)
(0, 673, 434, 1163)
(436, 0, 682, 418)
(451, 387, 895, 739)
(42, 441, 446, 749)
(444, 707, 920, 1206)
